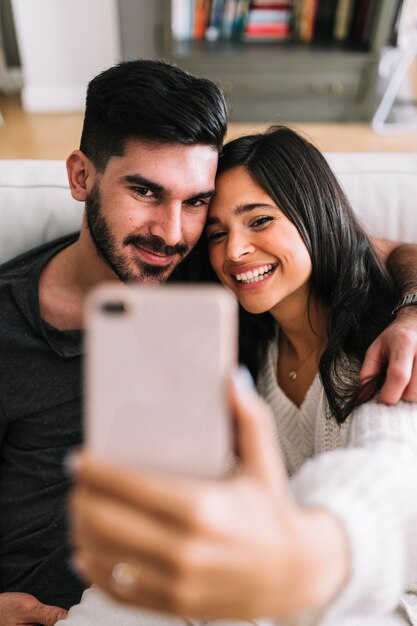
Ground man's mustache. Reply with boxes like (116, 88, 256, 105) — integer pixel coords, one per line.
(124, 234, 188, 258)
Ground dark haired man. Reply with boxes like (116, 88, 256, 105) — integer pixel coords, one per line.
(0, 59, 416, 626)
(0, 59, 226, 626)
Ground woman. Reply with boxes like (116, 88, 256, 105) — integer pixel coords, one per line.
(66, 127, 417, 626)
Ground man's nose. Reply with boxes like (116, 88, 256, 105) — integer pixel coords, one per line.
(152, 203, 183, 248)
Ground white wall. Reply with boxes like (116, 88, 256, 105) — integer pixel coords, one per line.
(11, 0, 120, 112)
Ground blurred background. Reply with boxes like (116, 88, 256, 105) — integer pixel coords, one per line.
(1, 0, 416, 158)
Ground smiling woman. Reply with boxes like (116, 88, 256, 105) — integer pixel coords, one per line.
(209, 126, 399, 417)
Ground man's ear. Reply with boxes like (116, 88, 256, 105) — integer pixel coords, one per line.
(66, 150, 96, 202)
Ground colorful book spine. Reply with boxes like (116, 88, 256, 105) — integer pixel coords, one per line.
(205, 0, 225, 40)
(334, 0, 355, 41)
(171, 0, 194, 41)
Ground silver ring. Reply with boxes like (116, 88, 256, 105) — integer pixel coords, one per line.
(111, 562, 140, 591)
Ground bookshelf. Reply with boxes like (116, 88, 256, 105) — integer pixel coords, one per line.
(156, 0, 400, 122)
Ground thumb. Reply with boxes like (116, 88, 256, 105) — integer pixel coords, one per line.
(35, 602, 68, 625)
(230, 367, 286, 489)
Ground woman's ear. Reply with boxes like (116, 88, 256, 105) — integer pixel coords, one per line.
(66, 150, 95, 202)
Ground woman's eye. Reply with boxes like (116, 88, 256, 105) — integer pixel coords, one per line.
(207, 230, 227, 243)
(251, 215, 274, 228)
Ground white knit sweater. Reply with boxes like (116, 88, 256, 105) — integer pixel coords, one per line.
(257, 338, 417, 626)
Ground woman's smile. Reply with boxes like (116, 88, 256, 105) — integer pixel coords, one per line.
(229, 263, 278, 287)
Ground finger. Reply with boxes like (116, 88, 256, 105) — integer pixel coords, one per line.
(359, 340, 385, 383)
(71, 485, 186, 572)
(71, 452, 211, 526)
(229, 368, 287, 492)
(378, 348, 414, 404)
(34, 602, 68, 626)
(401, 358, 417, 401)
(72, 548, 204, 617)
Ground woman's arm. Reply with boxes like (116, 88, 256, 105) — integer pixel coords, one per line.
(363, 238, 417, 403)
(290, 398, 417, 624)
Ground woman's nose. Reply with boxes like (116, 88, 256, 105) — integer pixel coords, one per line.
(226, 231, 255, 261)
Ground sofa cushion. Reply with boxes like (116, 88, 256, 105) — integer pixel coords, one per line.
(0, 160, 82, 264)
(0, 154, 416, 265)
(325, 153, 417, 244)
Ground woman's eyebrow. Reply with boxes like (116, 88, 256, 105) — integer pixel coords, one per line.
(206, 216, 220, 227)
(233, 203, 276, 216)
(206, 203, 278, 227)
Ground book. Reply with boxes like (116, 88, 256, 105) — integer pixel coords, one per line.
(171, 0, 194, 41)
(244, 0, 292, 40)
(314, 0, 337, 41)
(244, 22, 291, 39)
(221, 0, 239, 38)
(334, 0, 355, 41)
(193, 0, 210, 40)
(205, 0, 225, 40)
(232, 0, 251, 37)
(298, 0, 318, 42)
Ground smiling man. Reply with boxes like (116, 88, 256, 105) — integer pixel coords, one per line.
(0, 59, 227, 626)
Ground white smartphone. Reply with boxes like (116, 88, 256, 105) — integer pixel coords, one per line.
(84, 284, 238, 478)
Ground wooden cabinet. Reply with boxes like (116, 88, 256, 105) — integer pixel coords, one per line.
(153, 0, 399, 122)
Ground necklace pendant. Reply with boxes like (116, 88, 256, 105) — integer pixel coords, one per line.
(289, 370, 297, 381)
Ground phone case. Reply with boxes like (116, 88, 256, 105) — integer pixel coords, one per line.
(84, 284, 238, 478)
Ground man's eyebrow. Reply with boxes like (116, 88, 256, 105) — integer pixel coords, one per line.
(123, 175, 164, 194)
(206, 203, 277, 227)
(123, 175, 215, 201)
(188, 189, 216, 202)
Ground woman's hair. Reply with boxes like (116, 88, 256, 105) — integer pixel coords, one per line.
(216, 126, 398, 423)
(80, 59, 228, 172)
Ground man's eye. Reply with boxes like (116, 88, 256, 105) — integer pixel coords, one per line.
(251, 216, 274, 228)
(133, 186, 154, 198)
(186, 198, 209, 208)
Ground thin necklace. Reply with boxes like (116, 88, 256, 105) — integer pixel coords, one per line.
(288, 345, 318, 381)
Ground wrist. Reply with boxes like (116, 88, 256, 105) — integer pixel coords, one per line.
(392, 292, 417, 318)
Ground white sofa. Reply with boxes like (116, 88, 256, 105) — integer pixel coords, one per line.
(0, 154, 417, 264)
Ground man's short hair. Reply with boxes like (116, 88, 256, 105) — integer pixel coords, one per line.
(80, 59, 228, 171)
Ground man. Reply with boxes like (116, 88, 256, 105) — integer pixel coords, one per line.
(0, 59, 226, 626)
(0, 59, 416, 626)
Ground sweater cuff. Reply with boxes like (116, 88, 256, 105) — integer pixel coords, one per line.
(289, 442, 416, 625)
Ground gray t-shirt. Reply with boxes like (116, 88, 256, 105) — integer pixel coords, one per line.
(0, 233, 84, 609)
(0, 230, 211, 609)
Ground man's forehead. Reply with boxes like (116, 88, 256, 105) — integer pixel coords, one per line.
(108, 141, 218, 192)
(123, 138, 219, 160)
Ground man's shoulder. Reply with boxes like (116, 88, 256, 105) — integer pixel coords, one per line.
(0, 232, 79, 281)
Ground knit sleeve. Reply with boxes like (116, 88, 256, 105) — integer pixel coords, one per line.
(289, 400, 417, 625)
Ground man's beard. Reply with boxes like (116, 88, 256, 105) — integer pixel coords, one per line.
(85, 183, 188, 284)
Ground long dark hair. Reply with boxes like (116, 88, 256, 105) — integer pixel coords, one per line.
(216, 126, 398, 424)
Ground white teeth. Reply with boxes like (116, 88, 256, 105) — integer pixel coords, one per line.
(233, 264, 275, 284)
